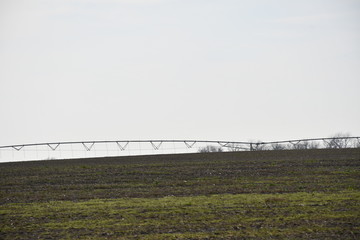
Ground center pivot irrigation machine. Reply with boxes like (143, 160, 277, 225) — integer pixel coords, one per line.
(0, 137, 359, 162)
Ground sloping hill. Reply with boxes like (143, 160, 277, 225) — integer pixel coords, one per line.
(1, 148, 360, 239)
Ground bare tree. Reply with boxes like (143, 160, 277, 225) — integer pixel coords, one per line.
(307, 141, 320, 149)
(356, 139, 360, 148)
(250, 141, 268, 151)
(198, 145, 223, 153)
(324, 133, 352, 149)
(224, 143, 242, 152)
(289, 141, 310, 150)
(271, 143, 286, 150)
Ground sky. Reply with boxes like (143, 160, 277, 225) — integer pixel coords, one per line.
(0, 0, 359, 146)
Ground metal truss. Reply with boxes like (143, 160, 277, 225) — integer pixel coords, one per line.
(116, 141, 129, 151)
(0, 137, 359, 160)
(0, 140, 251, 153)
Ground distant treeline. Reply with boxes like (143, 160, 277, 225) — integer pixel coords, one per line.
(199, 133, 360, 152)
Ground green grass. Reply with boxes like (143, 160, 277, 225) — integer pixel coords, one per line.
(1, 149, 360, 239)
(1, 192, 359, 239)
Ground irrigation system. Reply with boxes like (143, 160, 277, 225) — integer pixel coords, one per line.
(0, 137, 359, 162)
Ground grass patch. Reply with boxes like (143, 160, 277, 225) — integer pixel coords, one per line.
(1, 191, 359, 239)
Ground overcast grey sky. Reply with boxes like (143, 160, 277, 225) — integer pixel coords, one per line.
(0, 0, 359, 145)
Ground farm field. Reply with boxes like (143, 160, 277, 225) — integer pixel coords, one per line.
(1, 148, 360, 239)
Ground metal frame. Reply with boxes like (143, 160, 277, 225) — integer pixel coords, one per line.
(0, 137, 360, 151)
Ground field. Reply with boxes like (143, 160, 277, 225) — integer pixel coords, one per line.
(1, 148, 360, 239)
